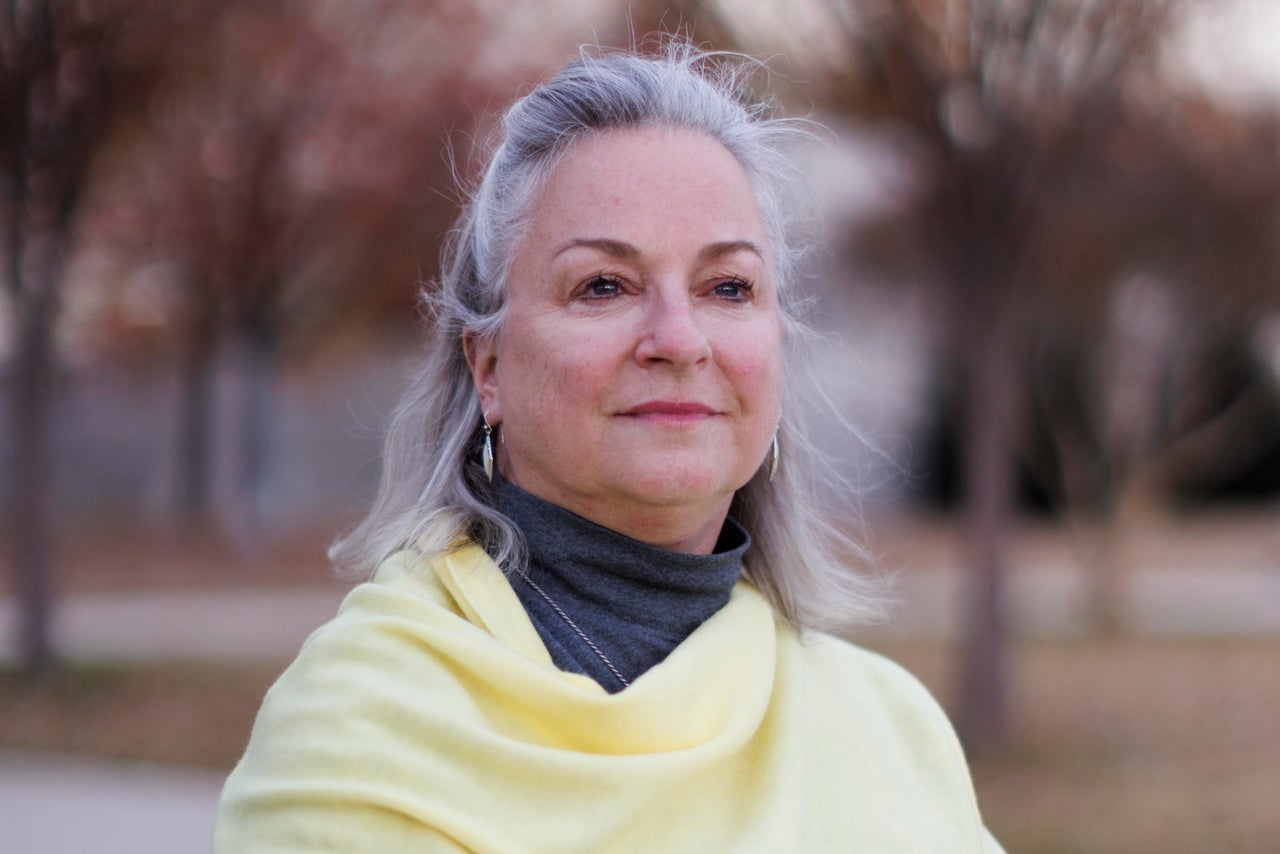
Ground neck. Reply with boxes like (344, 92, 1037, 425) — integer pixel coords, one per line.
(493, 475, 750, 691)
(498, 466, 732, 556)
(573, 498, 732, 554)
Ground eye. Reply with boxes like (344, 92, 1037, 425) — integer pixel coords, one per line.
(712, 279, 753, 302)
(581, 274, 624, 299)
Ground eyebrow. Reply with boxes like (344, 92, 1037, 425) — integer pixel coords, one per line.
(552, 237, 639, 260)
(698, 240, 765, 262)
(551, 237, 765, 262)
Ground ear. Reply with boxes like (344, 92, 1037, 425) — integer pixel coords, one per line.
(463, 327, 501, 424)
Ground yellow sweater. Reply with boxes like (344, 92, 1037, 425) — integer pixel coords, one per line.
(215, 544, 1004, 852)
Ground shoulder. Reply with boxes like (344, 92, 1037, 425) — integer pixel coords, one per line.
(777, 628, 1000, 848)
(779, 627, 980, 795)
(213, 547, 518, 851)
(236, 545, 545, 718)
(221, 548, 487, 765)
(786, 628, 951, 720)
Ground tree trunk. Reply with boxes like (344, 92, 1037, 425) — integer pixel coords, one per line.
(10, 289, 58, 674)
(223, 328, 276, 551)
(1083, 506, 1126, 637)
(954, 307, 1015, 755)
(174, 312, 218, 522)
(1053, 433, 1126, 637)
(1085, 471, 1168, 637)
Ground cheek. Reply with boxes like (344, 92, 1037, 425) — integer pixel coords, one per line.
(729, 334, 784, 420)
(499, 325, 613, 422)
(758, 364, 785, 425)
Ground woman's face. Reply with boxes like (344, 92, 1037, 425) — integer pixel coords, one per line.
(467, 127, 783, 553)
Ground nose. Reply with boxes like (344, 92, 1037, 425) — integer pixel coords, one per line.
(634, 287, 711, 368)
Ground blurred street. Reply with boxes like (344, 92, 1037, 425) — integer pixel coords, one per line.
(0, 585, 349, 667)
(0, 584, 349, 854)
(2, 562, 1279, 671)
(6, 2, 1280, 850)
(1, 550, 1277, 853)
(0, 751, 224, 854)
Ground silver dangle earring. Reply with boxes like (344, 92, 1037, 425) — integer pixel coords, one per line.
(482, 411, 495, 482)
(769, 432, 779, 482)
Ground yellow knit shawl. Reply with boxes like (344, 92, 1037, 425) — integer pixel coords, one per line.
(215, 544, 1004, 852)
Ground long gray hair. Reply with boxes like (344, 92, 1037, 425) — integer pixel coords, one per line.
(330, 39, 885, 631)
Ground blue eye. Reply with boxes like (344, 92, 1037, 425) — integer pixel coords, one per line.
(583, 275, 622, 298)
(713, 280, 751, 301)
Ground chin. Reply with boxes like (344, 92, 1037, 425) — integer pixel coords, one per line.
(618, 465, 743, 508)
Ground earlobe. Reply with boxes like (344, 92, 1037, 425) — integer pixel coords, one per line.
(463, 328, 502, 422)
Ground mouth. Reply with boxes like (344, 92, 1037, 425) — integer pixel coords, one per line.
(619, 400, 721, 424)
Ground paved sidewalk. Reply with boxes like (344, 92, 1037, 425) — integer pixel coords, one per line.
(0, 751, 226, 854)
(863, 562, 1280, 640)
(1, 563, 1277, 853)
(3, 564, 1278, 667)
(0, 584, 349, 666)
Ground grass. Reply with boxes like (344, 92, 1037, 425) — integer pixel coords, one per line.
(3, 639, 1277, 852)
(0, 661, 283, 769)
(864, 637, 1280, 854)
(3, 508, 1278, 851)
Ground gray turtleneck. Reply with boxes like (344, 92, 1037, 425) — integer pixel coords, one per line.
(493, 476, 749, 693)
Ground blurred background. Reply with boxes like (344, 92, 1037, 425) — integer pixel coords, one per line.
(2, 0, 1279, 851)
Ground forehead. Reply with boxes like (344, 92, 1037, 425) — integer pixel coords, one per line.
(519, 127, 771, 259)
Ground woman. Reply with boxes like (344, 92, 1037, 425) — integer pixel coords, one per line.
(215, 41, 1004, 852)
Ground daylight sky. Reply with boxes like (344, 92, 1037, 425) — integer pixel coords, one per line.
(1174, 0, 1280, 105)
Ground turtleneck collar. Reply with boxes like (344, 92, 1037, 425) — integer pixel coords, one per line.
(494, 475, 749, 691)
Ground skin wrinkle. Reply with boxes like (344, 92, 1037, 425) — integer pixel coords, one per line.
(330, 46, 887, 632)
(552, 237, 766, 265)
(465, 127, 783, 554)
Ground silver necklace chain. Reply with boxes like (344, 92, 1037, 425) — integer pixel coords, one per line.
(522, 574, 631, 689)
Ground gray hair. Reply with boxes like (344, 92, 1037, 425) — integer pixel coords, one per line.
(330, 39, 885, 631)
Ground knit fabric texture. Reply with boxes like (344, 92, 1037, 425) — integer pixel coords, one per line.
(495, 476, 748, 691)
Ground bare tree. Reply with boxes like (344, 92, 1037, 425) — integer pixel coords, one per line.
(1021, 99, 1280, 632)
(96, 0, 535, 540)
(685, 0, 1199, 751)
(821, 0, 1202, 752)
(0, 0, 156, 672)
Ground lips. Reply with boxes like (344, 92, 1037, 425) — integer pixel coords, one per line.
(619, 400, 721, 423)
